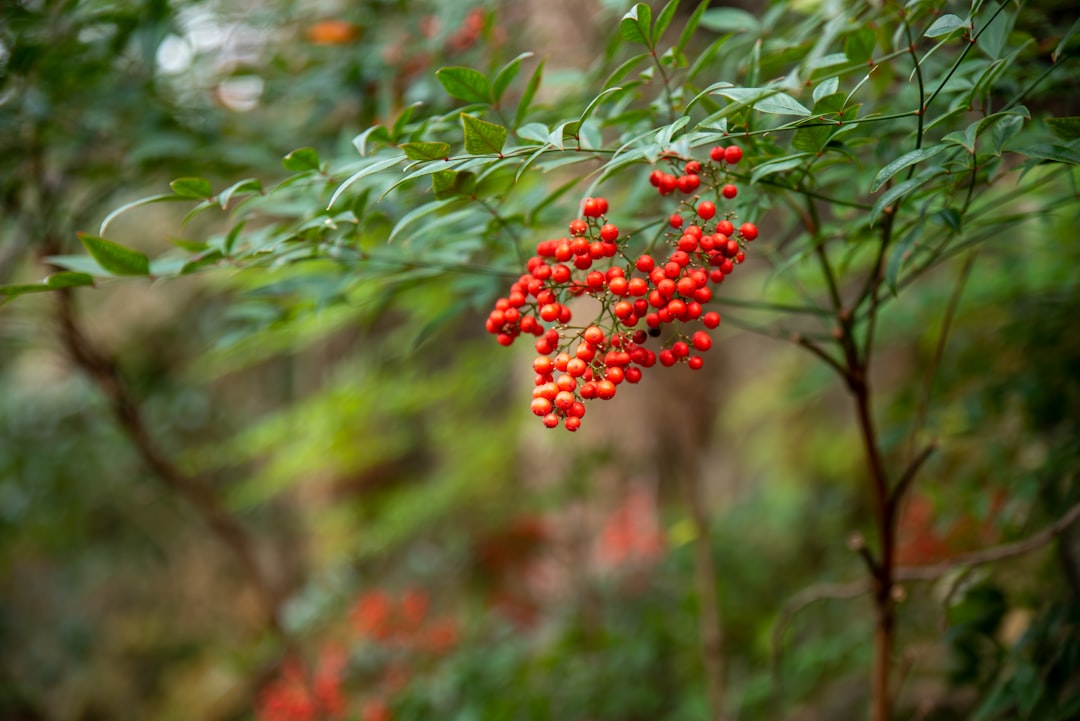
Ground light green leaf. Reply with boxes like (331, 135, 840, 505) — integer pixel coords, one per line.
(436, 66, 492, 105)
(218, 178, 262, 209)
(493, 52, 533, 105)
(353, 125, 392, 156)
(844, 27, 876, 63)
(461, 114, 507, 155)
(871, 145, 949, 192)
(516, 123, 550, 144)
(813, 77, 839, 104)
(46, 271, 96, 289)
(282, 147, 321, 172)
(924, 14, 966, 38)
(387, 198, 458, 244)
(391, 102, 423, 142)
(620, 3, 652, 45)
(699, 7, 760, 34)
(401, 141, 452, 161)
(717, 87, 811, 116)
(170, 177, 213, 199)
(99, 193, 188, 235)
(327, 155, 405, 209)
(78, 233, 151, 276)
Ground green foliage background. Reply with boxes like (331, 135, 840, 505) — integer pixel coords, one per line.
(1, 1, 1079, 720)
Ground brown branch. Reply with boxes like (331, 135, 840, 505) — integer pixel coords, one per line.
(890, 441, 938, 508)
(896, 500, 1080, 582)
(54, 288, 282, 630)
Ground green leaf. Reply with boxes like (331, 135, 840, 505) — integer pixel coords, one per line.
(461, 113, 507, 155)
(699, 7, 760, 34)
(514, 58, 544, 130)
(1046, 116, 1080, 142)
(180, 250, 224, 275)
(516, 123, 550, 144)
(99, 193, 188, 235)
(871, 145, 949, 192)
(218, 178, 262, 209)
(869, 170, 940, 226)
(401, 141, 452, 161)
(493, 52, 533, 105)
(431, 170, 476, 200)
(353, 125, 392, 156)
(1053, 16, 1080, 63)
(717, 87, 811, 116)
(77, 233, 151, 276)
(791, 124, 833, 154)
(813, 77, 839, 104)
(924, 14, 966, 38)
(603, 51, 651, 90)
(223, 221, 246, 256)
(844, 27, 876, 63)
(580, 86, 624, 125)
(750, 154, 812, 183)
(282, 147, 321, 172)
(170, 177, 213, 199)
(620, 3, 652, 45)
(677, 0, 711, 55)
(943, 123, 978, 154)
(1013, 142, 1080, 166)
(327, 155, 406, 209)
(0, 272, 95, 298)
(652, 0, 679, 45)
(391, 102, 423, 142)
(387, 198, 458, 244)
(436, 66, 492, 105)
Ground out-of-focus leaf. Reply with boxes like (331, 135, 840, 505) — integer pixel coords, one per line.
(77, 234, 151, 276)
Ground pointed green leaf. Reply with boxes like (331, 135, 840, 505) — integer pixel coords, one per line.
(717, 87, 811, 116)
(78, 233, 150, 276)
(871, 145, 949, 192)
(99, 193, 188, 236)
(699, 7, 760, 34)
(603, 51, 651, 91)
(436, 66, 492, 105)
(180, 250, 224, 275)
(282, 147, 321, 171)
(750, 154, 812, 183)
(844, 27, 876, 63)
(813, 77, 839, 104)
(461, 113, 507, 155)
(401, 141, 452, 161)
(791, 124, 833, 154)
(218, 178, 262, 209)
(870, 170, 940, 226)
(620, 3, 652, 45)
(516, 123, 550, 144)
(924, 14, 966, 38)
(1046, 116, 1080, 142)
(170, 177, 213, 199)
(652, 0, 679, 45)
(431, 170, 476, 200)
(493, 52, 533, 105)
(354, 125, 392, 156)
(391, 102, 423, 142)
(514, 58, 544, 130)
(1053, 16, 1080, 63)
(0, 272, 95, 297)
(387, 198, 457, 244)
(327, 155, 406, 209)
(677, 0, 711, 54)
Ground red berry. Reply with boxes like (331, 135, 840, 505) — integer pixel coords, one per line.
(582, 197, 600, 217)
(688, 355, 704, 370)
(739, 222, 758, 241)
(692, 331, 712, 352)
(716, 220, 734, 236)
(599, 223, 619, 242)
(658, 173, 677, 195)
(703, 311, 721, 329)
(697, 201, 716, 219)
(685, 160, 702, 175)
(669, 213, 684, 229)
(724, 145, 743, 164)
(583, 325, 605, 346)
(710, 146, 726, 162)
(569, 219, 588, 236)
(531, 397, 553, 416)
(722, 184, 738, 199)
(635, 255, 656, 273)
(676, 174, 700, 194)
(542, 413, 560, 428)
(533, 356, 555, 374)
(564, 416, 582, 432)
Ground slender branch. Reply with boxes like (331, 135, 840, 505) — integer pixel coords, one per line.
(891, 441, 938, 508)
(896, 500, 1080, 582)
(53, 287, 282, 629)
(792, 334, 847, 378)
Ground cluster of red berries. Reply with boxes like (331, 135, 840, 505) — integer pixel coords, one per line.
(486, 145, 758, 431)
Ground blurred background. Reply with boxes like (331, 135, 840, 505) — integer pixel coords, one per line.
(1, 1, 1078, 720)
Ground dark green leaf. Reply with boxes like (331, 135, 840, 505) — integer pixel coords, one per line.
(461, 114, 507, 155)
(327, 155, 406, 209)
(77, 233, 151, 276)
(401, 141, 452, 161)
(391, 102, 423, 142)
(717, 87, 811, 116)
(1053, 16, 1080, 62)
(652, 0, 679, 45)
(431, 170, 476, 200)
(750, 154, 812, 183)
(1013, 142, 1080, 166)
(580, 87, 625, 124)
(870, 170, 940, 226)
(170, 177, 213, 199)
(792, 124, 833, 154)
(282, 147, 321, 172)
(924, 14, 966, 38)
(677, 0, 711, 55)
(514, 58, 544, 130)
(493, 52, 533, 105)
(436, 66, 492, 105)
(871, 145, 949, 192)
(387, 198, 458, 244)
(46, 272, 95, 290)
(180, 250, 224, 275)
(603, 51, 651, 90)
(223, 221, 246, 256)
(1046, 116, 1080, 142)
(844, 27, 876, 63)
